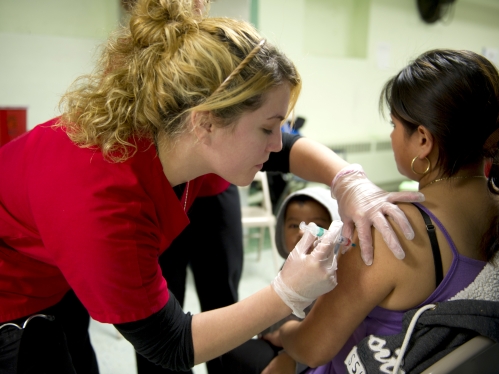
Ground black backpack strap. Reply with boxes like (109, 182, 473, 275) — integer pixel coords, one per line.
(413, 204, 444, 288)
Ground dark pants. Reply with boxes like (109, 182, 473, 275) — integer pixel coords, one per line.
(136, 184, 244, 374)
(218, 338, 281, 374)
(0, 290, 99, 374)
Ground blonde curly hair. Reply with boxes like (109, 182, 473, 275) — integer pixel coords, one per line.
(58, 0, 301, 162)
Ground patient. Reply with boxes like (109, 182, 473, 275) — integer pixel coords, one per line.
(278, 49, 499, 373)
(219, 187, 340, 374)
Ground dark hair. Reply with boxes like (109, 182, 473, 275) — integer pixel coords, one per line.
(381, 49, 499, 262)
(381, 49, 499, 176)
(285, 195, 332, 222)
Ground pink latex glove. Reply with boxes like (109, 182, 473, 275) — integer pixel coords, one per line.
(331, 164, 425, 265)
(271, 221, 341, 318)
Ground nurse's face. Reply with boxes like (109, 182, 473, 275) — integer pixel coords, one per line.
(210, 84, 290, 186)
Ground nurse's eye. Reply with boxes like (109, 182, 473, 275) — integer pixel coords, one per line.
(389, 120, 395, 128)
(262, 128, 273, 135)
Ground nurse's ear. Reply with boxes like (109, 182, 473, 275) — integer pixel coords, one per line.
(191, 111, 213, 145)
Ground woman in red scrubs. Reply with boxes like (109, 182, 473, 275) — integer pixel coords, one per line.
(0, 1, 423, 372)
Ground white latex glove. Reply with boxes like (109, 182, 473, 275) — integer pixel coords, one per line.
(271, 221, 342, 318)
(331, 164, 425, 265)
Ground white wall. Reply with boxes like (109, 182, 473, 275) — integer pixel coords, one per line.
(259, 0, 499, 146)
(0, 0, 121, 129)
(1, 0, 499, 183)
(210, 0, 250, 20)
(257, 0, 499, 183)
(0, 33, 105, 130)
(0, 0, 250, 130)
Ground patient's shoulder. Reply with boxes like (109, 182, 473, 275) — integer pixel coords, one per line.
(345, 202, 438, 309)
(378, 202, 440, 309)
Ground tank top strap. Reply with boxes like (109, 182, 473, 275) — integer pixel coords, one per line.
(412, 202, 459, 256)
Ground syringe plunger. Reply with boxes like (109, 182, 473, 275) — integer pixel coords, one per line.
(299, 221, 354, 247)
(299, 222, 326, 237)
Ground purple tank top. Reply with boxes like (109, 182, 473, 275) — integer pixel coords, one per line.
(306, 203, 486, 374)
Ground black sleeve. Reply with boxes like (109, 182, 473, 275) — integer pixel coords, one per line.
(114, 291, 194, 371)
(262, 132, 302, 173)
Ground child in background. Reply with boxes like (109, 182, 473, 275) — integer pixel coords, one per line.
(219, 186, 341, 374)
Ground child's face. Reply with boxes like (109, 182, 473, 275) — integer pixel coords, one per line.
(284, 199, 332, 254)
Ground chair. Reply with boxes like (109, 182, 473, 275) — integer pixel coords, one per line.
(421, 335, 499, 374)
(239, 171, 281, 274)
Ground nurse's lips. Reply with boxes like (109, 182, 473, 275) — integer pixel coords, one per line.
(255, 158, 268, 169)
(255, 155, 270, 169)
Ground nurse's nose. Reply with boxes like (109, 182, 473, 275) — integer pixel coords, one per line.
(267, 129, 283, 153)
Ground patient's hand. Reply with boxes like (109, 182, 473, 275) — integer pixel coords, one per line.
(261, 330, 282, 347)
(261, 352, 296, 374)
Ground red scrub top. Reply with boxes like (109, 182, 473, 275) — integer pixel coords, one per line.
(199, 174, 230, 196)
(0, 118, 213, 324)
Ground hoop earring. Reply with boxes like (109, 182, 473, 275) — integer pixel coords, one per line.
(411, 156, 431, 175)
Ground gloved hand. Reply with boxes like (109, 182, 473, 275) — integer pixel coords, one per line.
(331, 164, 425, 265)
(271, 221, 342, 318)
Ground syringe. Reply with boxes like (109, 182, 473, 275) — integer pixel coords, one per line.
(299, 221, 327, 237)
(299, 221, 355, 247)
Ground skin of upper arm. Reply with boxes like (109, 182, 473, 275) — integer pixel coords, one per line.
(280, 206, 425, 367)
(279, 240, 395, 367)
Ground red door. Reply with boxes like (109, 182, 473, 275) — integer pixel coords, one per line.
(0, 108, 27, 146)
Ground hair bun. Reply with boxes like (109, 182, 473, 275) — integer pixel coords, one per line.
(130, 0, 200, 50)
